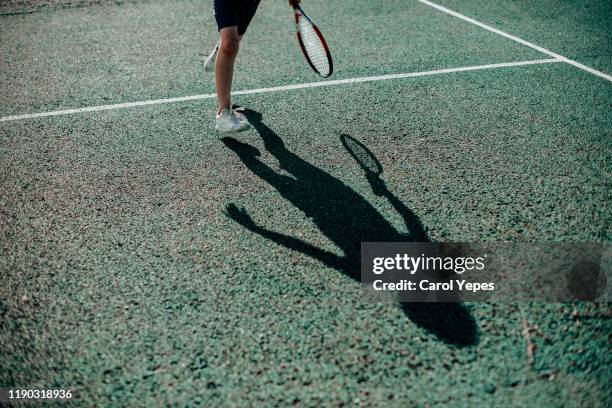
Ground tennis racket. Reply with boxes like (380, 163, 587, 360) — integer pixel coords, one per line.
(289, 0, 333, 78)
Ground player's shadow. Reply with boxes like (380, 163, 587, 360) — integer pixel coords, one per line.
(221, 109, 478, 347)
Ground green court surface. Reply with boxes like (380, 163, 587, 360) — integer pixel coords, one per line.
(1, 0, 611, 406)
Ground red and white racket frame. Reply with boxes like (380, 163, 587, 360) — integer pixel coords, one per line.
(290, 0, 333, 78)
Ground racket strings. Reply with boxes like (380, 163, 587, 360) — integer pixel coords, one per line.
(297, 17, 331, 77)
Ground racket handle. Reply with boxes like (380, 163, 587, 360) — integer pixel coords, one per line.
(288, 0, 300, 8)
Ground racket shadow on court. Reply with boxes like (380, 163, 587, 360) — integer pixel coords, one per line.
(222, 109, 478, 347)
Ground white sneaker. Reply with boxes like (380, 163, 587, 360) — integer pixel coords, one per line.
(232, 106, 247, 122)
(216, 108, 251, 132)
(204, 41, 220, 72)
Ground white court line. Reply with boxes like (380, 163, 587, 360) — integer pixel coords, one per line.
(417, 0, 612, 82)
(1, 59, 559, 123)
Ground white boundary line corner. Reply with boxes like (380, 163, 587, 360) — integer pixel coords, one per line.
(417, 0, 612, 82)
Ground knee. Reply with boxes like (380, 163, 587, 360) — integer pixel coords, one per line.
(220, 35, 239, 55)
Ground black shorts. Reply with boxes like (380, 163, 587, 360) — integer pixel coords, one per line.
(213, 0, 261, 35)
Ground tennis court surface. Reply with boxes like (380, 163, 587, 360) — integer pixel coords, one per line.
(1, 0, 611, 406)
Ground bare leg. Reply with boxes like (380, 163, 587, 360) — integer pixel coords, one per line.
(215, 27, 240, 114)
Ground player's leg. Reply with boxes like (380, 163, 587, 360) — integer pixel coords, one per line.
(215, 26, 240, 113)
(214, 26, 250, 131)
(211, 0, 249, 131)
(204, 35, 242, 72)
(205, 0, 260, 72)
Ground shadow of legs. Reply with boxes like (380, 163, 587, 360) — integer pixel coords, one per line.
(401, 303, 478, 347)
(223, 110, 479, 347)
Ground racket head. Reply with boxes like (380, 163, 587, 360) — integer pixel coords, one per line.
(293, 6, 333, 78)
(340, 134, 383, 176)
